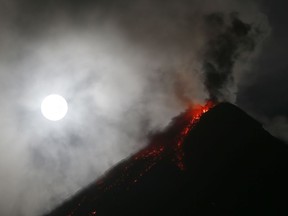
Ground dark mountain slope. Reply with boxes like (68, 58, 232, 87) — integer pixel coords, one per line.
(45, 103, 288, 216)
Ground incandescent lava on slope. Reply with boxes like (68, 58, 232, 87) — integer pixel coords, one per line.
(54, 101, 215, 216)
(126, 101, 215, 182)
(93, 101, 215, 192)
(67, 102, 216, 215)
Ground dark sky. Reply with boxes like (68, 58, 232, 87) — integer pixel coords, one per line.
(14, 0, 286, 120)
(238, 0, 288, 118)
(0, 1, 287, 216)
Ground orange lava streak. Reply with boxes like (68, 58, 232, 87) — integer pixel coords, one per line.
(71, 102, 215, 216)
(134, 101, 215, 171)
(175, 101, 214, 170)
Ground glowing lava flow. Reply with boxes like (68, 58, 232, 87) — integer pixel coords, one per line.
(131, 101, 215, 180)
(174, 101, 214, 170)
(66, 101, 214, 216)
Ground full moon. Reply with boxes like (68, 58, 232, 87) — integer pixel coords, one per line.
(41, 94, 68, 121)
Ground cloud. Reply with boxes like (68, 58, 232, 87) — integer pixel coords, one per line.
(0, 0, 268, 215)
(202, 12, 264, 102)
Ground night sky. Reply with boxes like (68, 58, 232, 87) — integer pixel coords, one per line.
(237, 0, 288, 140)
(0, 0, 287, 216)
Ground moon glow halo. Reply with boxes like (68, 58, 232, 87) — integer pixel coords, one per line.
(41, 94, 68, 121)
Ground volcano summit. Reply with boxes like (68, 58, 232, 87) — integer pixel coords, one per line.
(44, 103, 288, 216)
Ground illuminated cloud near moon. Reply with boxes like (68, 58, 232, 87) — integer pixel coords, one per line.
(0, 0, 269, 216)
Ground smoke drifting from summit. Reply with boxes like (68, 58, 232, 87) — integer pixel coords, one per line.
(0, 0, 268, 215)
(203, 13, 262, 102)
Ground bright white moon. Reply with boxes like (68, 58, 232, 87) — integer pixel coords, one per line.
(41, 94, 68, 121)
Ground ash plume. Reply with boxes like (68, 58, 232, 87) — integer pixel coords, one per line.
(0, 0, 268, 216)
(202, 13, 262, 102)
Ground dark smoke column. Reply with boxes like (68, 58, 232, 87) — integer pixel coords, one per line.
(202, 13, 259, 102)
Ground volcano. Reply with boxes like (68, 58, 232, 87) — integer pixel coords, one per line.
(44, 103, 288, 216)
